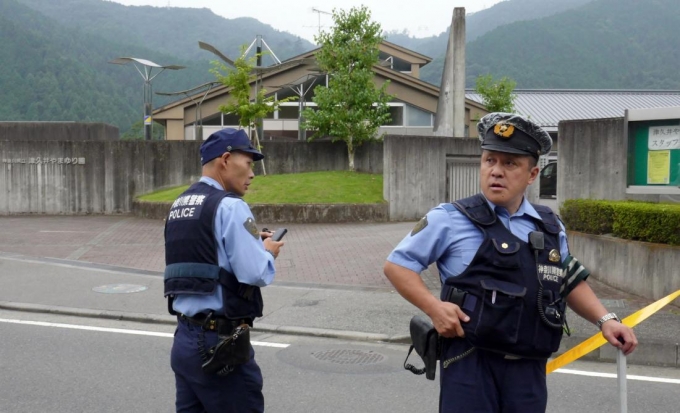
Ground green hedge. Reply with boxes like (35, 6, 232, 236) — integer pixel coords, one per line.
(560, 199, 680, 246)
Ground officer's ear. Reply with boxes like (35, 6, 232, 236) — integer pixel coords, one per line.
(221, 152, 231, 167)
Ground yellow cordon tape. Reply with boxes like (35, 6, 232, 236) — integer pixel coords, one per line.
(547, 289, 680, 374)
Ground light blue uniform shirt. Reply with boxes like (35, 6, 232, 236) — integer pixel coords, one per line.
(387, 197, 569, 283)
(173, 177, 276, 316)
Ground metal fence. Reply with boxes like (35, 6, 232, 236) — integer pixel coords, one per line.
(446, 155, 480, 202)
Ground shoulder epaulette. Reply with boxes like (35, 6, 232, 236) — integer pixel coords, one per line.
(532, 203, 560, 234)
(449, 194, 496, 226)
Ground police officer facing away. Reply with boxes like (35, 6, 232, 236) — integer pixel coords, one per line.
(164, 128, 283, 413)
(384, 113, 637, 413)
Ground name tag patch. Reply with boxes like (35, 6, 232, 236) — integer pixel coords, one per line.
(538, 264, 563, 283)
(167, 194, 206, 221)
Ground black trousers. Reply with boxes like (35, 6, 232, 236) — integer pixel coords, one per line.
(171, 317, 264, 413)
(439, 338, 548, 413)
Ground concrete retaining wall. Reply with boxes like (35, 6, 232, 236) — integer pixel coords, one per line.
(568, 231, 680, 305)
(133, 200, 388, 223)
(383, 135, 481, 221)
(0, 122, 118, 141)
(256, 140, 383, 175)
(2, 122, 383, 215)
(1, 140, 202, 215)
(558, 118, 661, 204)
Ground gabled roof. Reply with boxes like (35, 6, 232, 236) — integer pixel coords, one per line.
(379, 40, 432, 64)
(153, 42, 463, 118)
(290, 40, 432, 64)
(465, 89, 680, 132)
(370, 65, 486, 111)
(152, 58, 310, 115)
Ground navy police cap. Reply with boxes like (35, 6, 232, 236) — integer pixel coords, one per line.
(477, 112, 552, 159)
(199, 128, 264, 165)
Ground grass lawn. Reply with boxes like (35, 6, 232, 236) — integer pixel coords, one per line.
(137, 171, 384, 204)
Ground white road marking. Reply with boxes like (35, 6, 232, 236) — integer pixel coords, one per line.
(0, 318, 289, 348)
(39, 231, 91, 233)
(555, 368, 680, 384)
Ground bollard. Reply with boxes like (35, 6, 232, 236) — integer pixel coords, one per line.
(616, 349, 627, 413)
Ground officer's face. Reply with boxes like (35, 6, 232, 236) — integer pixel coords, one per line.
(220, 151, 255, 196)
(480, 150, 539, 214)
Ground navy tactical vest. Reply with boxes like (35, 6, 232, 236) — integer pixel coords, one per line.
(440, 194, 565, 359)
(164, 181, 263, 321)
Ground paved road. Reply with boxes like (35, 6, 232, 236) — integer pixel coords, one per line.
(1, 312, 678, 413)
(1, 214, 679, 369)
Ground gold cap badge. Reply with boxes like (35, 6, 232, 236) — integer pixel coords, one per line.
(493, 123, 515, 138)
(548, 249, 561, 263)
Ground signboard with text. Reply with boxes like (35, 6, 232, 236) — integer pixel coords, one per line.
(627, 110, 680, 189)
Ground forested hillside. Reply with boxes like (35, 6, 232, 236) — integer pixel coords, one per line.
(18, 0, 315, 64)
(2, 0, 679, 135)
(0, 0, 212, 132)
(465, 0, 680, 88)
(387, 0, 594, 84)
(1, 0, 314, 134)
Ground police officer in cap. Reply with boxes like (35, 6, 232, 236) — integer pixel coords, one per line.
(384, 113, 637, 412)
(164, 128, 283, 413)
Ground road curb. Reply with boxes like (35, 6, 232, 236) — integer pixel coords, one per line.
(0, 301, 411, 344)
(1, 301, 677, 368)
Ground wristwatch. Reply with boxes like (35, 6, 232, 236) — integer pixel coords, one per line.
(596, 312, 621, 329)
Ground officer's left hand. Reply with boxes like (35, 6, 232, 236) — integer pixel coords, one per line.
(601, 321, 638, 355)
(260, 230, 273, 241)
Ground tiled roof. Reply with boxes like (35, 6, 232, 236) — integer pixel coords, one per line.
(465, 90, 680, 131)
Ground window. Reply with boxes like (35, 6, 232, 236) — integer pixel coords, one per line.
(386, 106, 404, 126)
(278, 105, 299, 119)
(406, 105, 432, 127)
(201, 113, 222, 126)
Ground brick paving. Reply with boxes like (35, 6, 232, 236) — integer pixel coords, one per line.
(0, 215, 675, 311)
(0, 215, 434, 290)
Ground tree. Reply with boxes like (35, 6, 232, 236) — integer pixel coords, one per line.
(121, 119, 165, 140)
(474, 74, 517, 113)
(211, 46, 296, 174)
(302, 6, 392, 172)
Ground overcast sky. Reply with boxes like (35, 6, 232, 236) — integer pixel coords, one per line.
(109, 0, 505, 42)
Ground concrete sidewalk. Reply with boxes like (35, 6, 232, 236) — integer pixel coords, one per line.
(0, 215, 678, 368)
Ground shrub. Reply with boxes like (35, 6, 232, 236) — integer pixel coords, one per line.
(560, 199, 680, 245)
(560, 199, 615, 234)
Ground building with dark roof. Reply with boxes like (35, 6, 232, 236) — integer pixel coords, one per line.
(466, 89, 680, 132)
(152, 41, 488, 141)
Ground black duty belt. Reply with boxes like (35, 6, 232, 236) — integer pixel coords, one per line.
(178, 313, 248, 335)
(442, 286, 478, 313)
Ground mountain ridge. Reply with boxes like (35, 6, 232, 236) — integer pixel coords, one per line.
(3, 0, 679, 134)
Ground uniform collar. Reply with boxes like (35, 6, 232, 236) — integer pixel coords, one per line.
(199, 176, 224, 191)
(484, 196, 541, 220)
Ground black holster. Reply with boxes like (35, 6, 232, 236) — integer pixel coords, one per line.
(403, 315, 440, 380)
(201, 323, 251, 375)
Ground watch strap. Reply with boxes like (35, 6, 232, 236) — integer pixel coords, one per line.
(596, 312, 620, 329)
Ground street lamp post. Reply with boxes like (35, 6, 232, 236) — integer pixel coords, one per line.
(109, 57, 185, 140)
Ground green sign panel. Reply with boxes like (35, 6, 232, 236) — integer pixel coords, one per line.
(628, 120, 680, 186)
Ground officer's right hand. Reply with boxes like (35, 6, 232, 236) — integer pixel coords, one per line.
(263, 238, 284, 258)
(428, 301, 470, 338)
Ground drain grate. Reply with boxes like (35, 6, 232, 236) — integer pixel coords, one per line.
(311, 349, 385, 365)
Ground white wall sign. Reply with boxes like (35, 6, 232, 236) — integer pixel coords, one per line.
(2, 157, 86, 165)
(648, 126, 680, 150)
